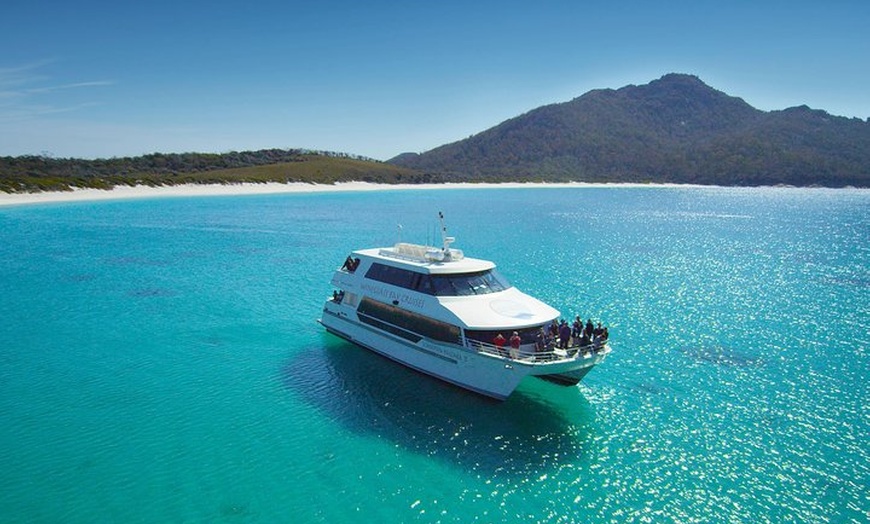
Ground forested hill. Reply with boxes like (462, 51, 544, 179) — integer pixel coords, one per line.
(389, 74, 870, 187)
(0, 150, 435, 193)
(3, 75, 868, 191)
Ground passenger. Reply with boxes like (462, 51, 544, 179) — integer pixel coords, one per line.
(509, 331, 521, 359)
(342, 256, 354, 271)
(602, 327, 609, 341)
(585, 318, 594, 338)
(544, 329, 555, 354)
(580, 331, 592, 353)
(572, 316, 582, 339)
(351, 257, 360, 271)
(493, 333, 506, 355)
(559, 320, 571, 350)
(535, 329, 545, 354)
(594, 322, 603, 337)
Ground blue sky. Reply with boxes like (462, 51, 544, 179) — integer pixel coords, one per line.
(1, 0, 868, 160)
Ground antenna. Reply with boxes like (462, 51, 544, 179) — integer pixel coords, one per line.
(438, 211, 455, 253)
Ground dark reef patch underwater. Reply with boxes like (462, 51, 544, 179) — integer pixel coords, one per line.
(677, 345, 763, 368)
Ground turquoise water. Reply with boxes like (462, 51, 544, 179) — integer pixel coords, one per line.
(0, 186, 867, 523)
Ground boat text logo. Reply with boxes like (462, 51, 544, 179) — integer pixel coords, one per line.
(361, 282, 426, 309)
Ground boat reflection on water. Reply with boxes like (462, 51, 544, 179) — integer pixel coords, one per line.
(282, 338, 598, 477)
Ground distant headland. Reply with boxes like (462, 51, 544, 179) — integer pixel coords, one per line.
(2, 74, 868, 193)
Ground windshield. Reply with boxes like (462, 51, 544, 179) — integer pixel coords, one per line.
(430, 269, 512, 296)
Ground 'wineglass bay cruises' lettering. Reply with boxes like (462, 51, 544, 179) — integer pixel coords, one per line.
(319, 213, 612, 401)
(360, 282, 427, 309)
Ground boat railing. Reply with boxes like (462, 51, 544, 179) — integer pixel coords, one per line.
(466, 338, 608, 363)
(381, 242, 465, 263)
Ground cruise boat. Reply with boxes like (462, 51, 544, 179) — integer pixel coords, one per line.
(318, 214, 611, 400)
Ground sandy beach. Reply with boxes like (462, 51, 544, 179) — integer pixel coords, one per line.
(0, 182, 406, 207)
(0, 181, 654, 208)
(2, 182, 862, 208)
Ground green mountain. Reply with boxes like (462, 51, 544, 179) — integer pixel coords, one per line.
(389, 74, 870, 187)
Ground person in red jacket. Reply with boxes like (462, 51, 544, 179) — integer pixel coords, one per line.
(493, 333, 506, 355)
(509, 331, 522, 358)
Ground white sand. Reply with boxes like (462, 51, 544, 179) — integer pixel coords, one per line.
(0, 181, 657, 207)
(1, 182, 862, 207)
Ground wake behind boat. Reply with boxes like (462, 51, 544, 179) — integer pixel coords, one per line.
(318, 213, 611, 400)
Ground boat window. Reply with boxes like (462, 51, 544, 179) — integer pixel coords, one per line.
(415, 274, 436, 295)
(365, 263, 417, 289)
(430, 269, 511, 296)
(357, 297, 460, 344)
(365, 262, 511, 296)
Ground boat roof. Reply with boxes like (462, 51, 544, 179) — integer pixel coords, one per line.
(355, 244, 495, 275)
(346, 243, 560, 329)
(438, 287, 561, 329)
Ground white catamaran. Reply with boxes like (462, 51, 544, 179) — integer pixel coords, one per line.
(319, 213, 611, 400)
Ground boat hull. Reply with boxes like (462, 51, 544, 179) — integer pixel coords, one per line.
(320, 306, 608, 400)
(537, 367, 594, 386)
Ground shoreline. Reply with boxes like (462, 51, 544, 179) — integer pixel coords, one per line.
(0, 181, 864, 207)
(0, 181, 655, 207)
